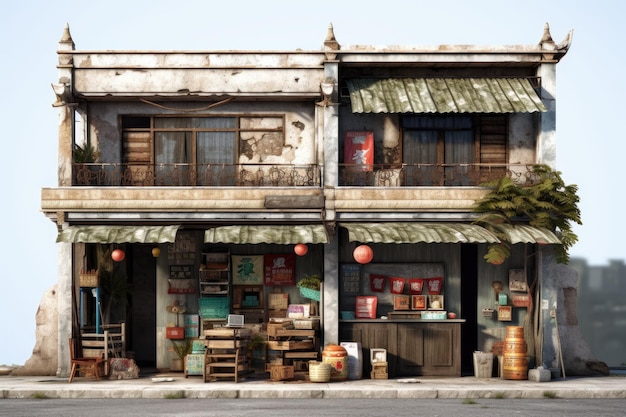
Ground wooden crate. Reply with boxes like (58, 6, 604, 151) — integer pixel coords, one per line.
(266, 340, 314, 351)
(370, 362, 388, 379)
(269, 365, 294, 381)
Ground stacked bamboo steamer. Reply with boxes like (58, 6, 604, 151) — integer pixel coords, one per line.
(502, 326, 528, 380)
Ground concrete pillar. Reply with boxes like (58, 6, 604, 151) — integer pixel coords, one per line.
(537, 63, 557, 168)
(56, 241, 73, 378)
(322, 59, 340, 346)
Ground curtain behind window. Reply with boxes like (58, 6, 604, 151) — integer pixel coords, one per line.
(403, 115, 473, 186)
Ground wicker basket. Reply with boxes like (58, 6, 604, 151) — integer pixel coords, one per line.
(79, 271, 99, 287)
(308, 361, 331, 382)
(299, 287, 320, 302)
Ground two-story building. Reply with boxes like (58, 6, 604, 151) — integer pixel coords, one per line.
(42, 23, 593, 378)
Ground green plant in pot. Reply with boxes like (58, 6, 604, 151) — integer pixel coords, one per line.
(170, 339, 193, 371)
(297, 274, 322, 301)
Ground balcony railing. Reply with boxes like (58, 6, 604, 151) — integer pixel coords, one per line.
(73, 163, 322, 187)
(339, 163, 540, 187)
(72, 163, 539, 187)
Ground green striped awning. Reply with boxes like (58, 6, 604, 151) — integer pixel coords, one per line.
(340, 222, 560, 245)
(56, 225, 180, 243)
(340, 222, 500, 244)
(204, 225, 328, 244)
(347, 78, 547, 114)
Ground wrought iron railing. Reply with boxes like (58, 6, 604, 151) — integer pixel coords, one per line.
(72, 163, 539, 187)
(72, 163, 322, 187)
(339, 163, 540, 187)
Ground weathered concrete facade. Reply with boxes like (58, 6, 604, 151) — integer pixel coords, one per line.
(32, 23, 607, 378)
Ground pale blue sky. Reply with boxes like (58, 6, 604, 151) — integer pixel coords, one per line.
(1, 1, 622, 365)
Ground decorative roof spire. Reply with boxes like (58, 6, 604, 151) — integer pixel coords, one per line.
(323, 23, 340, 60)
(539, 22, 556, 50)
(59, 23, 75, 50)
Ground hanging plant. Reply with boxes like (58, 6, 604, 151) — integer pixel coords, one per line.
(473, 165, 581, 264)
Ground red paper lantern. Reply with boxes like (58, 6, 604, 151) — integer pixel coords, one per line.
(353, 245, 373, 264)
(111, 249, 125, 262)
(294, 243, 308, 256)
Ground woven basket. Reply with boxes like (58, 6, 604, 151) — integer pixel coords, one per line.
(299, 287, 320, 301)
(308, 361, 331, 382)
(79, 271, 99, 287)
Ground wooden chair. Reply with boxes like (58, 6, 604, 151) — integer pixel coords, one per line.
(68, 338, 104, 382)
(81, 322, 126, 376)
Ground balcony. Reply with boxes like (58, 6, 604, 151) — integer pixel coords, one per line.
(72, 163, 539, 188)
(339, 164, 539, 187)
(73, 163, 322, 187)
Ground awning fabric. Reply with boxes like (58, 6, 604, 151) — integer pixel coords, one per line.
(56, 225, 180, 243)
(340, 222, 500, 244)
(346, 78, 547, 114)
(493, 224, 561, 244)
(340, 222, 560, 245)
(204, 225, 328, 244)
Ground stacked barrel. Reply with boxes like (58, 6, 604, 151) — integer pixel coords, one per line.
(502, 326, 528, 380)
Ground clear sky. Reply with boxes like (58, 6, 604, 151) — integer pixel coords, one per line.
(1, 0, 622, 365)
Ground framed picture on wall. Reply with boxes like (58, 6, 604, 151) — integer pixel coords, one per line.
(411, 295, 427, 310)
(498, 306, 512, 321)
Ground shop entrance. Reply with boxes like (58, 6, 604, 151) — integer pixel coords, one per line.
(460, 244, 478, 375)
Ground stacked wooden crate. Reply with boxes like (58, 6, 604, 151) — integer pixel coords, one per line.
(266, 318, 319, 377)
(203, 328, 251, 383)
(370, 348, 388, 379)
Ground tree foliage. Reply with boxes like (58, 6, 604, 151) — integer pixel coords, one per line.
(473, 165, 582, 264)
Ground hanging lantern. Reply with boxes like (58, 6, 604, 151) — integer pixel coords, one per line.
(353, 245, 373, 264)
(294, 243, 308, 256)
(152, 247, 161, 258)
(111, 249, 125, 262)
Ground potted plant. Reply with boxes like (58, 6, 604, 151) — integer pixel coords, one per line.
(170, 339, 193, 372)
(296, 274, 322, 301)
(73, 143, 100, 185)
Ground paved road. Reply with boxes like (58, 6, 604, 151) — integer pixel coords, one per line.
(0, 398, 624, 417)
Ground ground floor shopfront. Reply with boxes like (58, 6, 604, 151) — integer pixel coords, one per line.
(58, 223, 560, 378)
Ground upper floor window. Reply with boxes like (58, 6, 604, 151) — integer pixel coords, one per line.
(401, 114, 507, 186)
(122, 115, 284, 186)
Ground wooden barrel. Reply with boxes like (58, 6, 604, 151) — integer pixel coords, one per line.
(504, 338, 527, 354)
(502, 353, 529, 380)
(503, 326, 528, 380)
(506, 326, 524, 339)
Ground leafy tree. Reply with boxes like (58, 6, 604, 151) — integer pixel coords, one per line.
(473, 165, 582, 264)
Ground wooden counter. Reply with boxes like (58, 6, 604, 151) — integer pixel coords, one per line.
(339, 319, 464, 377)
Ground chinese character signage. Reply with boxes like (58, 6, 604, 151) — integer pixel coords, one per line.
(344, 131, 374, 171)
(232, 255, 264, 285)
(264, 254, 295, 286)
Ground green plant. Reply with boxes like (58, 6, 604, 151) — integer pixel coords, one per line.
(473, 164, 581, 264)
(31, 392, 48, 399)
(73, 143, 99, 163)
(171, 339, 193, 360)
(296, 274, 322, 290)
(462, 397, 477, 404)
(543, 390, 558, 399)
(164, 391, 185, 399)
(248, 332, 266, 351)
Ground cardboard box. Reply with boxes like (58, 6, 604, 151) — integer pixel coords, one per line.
(269, 365, 294, 381)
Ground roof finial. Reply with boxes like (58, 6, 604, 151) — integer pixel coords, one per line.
(60, 23, 75, 48)
(323, 23, 340, 60)
(539, 22, 556, 50)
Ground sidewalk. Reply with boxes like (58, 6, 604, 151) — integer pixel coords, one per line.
(1, 371, 625, 399)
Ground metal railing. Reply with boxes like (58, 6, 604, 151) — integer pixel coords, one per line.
(72, 163, 539, 187)
(338, 163, 540, 187)
(73, 163, 322, 187)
